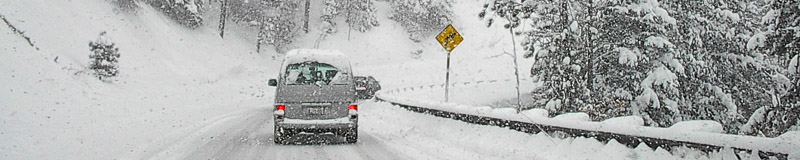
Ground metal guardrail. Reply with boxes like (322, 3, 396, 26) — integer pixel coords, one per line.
(376, 82, 790, 159)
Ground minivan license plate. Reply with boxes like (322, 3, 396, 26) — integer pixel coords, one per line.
(308, 107, 326, 115)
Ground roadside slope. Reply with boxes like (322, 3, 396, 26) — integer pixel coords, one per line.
(1, 1, 277, 159)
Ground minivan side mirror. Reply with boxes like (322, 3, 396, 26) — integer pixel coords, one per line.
(268, 79, 278, 86)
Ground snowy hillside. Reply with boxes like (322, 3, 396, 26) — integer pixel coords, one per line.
(1, 0, 278, 159)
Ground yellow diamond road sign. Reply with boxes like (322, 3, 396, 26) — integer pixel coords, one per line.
(436, 24, 463, 53)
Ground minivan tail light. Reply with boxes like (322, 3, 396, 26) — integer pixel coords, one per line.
(274, 105, 285, 122)
(348, 104, 358, 120)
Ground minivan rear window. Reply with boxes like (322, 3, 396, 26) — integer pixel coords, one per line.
(285, 62, 349, 85)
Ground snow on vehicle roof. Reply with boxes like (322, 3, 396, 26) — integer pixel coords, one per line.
(281, 49, 352, 72)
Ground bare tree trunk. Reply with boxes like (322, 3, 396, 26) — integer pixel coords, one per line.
(560, 0, 570, 107)
(511, 27, 522, 113)
(257, 24, 265, 53)
(304, 0, 310, 33)
(586, 0, 595, 104)
(218, 0, 227, 38)
(347, 0, 352, 41)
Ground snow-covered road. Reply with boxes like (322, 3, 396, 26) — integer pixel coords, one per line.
(133, 102, 409, 160)
(125, 99, 710, 160)
(130, 100, 544, 160)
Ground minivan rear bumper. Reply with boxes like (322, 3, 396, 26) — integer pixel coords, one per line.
(275, 117, 357, 129)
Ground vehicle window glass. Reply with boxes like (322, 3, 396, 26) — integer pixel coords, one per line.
(285, 62, 348, 85)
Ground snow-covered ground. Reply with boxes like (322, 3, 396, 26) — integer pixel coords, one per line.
(378, 81, 800, 159)
(2, 0, 794, 159)
(1, 0, 276, 159)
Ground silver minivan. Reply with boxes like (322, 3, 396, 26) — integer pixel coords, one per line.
(268, 49, 358, 144)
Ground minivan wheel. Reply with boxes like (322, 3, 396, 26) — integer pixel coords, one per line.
(274, 126, 286, 144)
(344, 127, 357, 143)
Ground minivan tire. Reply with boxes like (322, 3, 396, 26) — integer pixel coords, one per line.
(343, 127, 357, 143)
(274, 126, 286, 144)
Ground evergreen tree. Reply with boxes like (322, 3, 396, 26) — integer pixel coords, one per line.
(320, 0, 343, 34)
(760, 0, 800, 66)
(113, 0, 138, 13)
(88, 32, 120, 80)
(483, 0, 583, 116)
(255, 0, 301, 53)
(481, 0, 797, 135)
(598, 0, 684, 127)
(225, 0, 265, 23)
(145, 0, 204, 28)
(345, 0, 380, 32)
(482, 0, 615, 120)
(223, 0, 306, 53)
(741, 0, 800, 137)
(591, 1, 647, 120)
(389, 0, 453, 42)
(320, 0, 379, 34)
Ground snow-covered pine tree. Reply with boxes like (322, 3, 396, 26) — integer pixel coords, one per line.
(113, 0, 138, 13)
(256, 0, 302, 53)
(600, 0, 684, 127)
(144, 0, 204, 28)
(345, 0, 380, 32)
(221, 0, 305, 53)
(389, 0, 453, 42)
(658, 0, 779, 134)
(485, 0, 617, 118)
(529, 0, 595, 117)
(590, 2, 648, 120)
(482, 0, 796, 134)
(225, 0, 264, 23)
(318, 0, 379, 39)
(741, 0, 800, 137)
(320, 0, 343, 34)
(481, 0, 610, 119)
(761, 0, 800, 67)
(88, 32, 120, 80)
(484, 0, 685, 126)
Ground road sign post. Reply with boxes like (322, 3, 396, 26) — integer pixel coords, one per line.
(445, 51, 451, 102)
(436, 24, 463, 102)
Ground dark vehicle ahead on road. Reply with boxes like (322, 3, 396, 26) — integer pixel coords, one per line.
(354, 76, 381, 99)
(268, 49, 358, 144)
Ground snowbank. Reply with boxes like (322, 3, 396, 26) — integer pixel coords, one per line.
(376, 81, 800, 158)
(669, 120, 724, 133)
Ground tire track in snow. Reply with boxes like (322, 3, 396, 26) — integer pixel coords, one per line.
(192, 111, 273, 159)
(125, 108, 258, 159)
(137, 102, 408, 159)
(140, 100, 562, 159)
